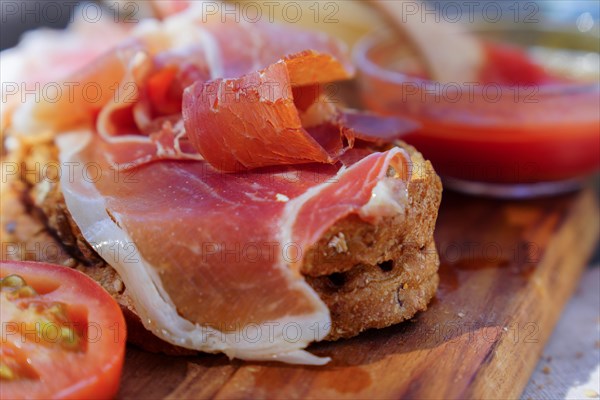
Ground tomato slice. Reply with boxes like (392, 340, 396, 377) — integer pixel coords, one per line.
(0, 261, 126, 400)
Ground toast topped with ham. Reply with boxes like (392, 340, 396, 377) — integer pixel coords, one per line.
(1, 4, 442, 364)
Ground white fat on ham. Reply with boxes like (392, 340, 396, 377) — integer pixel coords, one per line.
(359, 178, 409, 222)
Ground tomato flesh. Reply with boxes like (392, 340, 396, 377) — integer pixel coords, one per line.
(0, 261, 126, 400)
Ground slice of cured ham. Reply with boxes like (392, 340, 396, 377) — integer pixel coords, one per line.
(182, 53, 347, 172)
(2, 17, 131, 132)
(58, 131, 411, 364)
(183, 52, 417, 172)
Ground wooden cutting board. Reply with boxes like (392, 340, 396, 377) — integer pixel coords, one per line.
(117, 186, 599, 400)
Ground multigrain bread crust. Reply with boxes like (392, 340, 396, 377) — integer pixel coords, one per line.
(1, 135, 442, 353)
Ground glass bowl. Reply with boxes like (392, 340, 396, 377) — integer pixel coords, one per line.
(353, 26, 600, 198)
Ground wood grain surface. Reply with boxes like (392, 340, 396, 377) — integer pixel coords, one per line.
(118, 187, 599, 400)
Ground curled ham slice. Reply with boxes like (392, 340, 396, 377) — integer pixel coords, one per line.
(1, 16, 130, 131)
(183, 52, 344, 172)
(183, 51, 418, 172)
